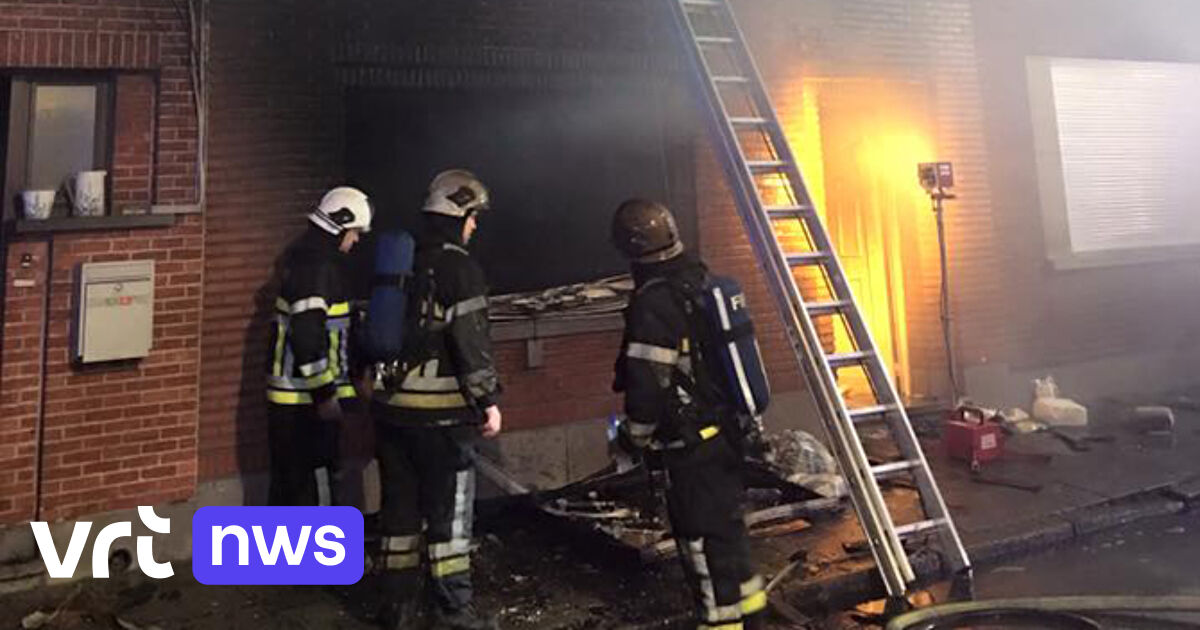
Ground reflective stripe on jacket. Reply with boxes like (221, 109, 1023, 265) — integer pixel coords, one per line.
(267, 229, 358, 406)
(374, 240, 501, 426)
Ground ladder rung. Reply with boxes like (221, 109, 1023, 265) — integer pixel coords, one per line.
(806, 300, 851, 316)
(729, 116, 769, 126)
(870, 460, 920, 479)
(786, 252, 829, 266)
(895, 518, 946, 539)
(747, 160, 788, 172)
(849, 404, 898, 422)
(670, 0, 973, 585)
(827, 350, 873, 368)
(766, 205, 815, 218)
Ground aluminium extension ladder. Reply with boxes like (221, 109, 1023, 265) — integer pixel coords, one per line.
(667, 0, 971, 602)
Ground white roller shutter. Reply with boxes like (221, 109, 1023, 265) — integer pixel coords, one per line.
(1030, 58, 1200, 260)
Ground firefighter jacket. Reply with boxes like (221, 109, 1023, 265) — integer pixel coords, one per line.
(614, 256, 726, 451)
(373, 230, 501, 427)
(267, 228, 358, 406)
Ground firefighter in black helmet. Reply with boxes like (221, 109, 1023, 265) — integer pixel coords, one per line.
(267, 187, 373, 507)
(611, 199, 765, 630)
(372, 170, 502, 630)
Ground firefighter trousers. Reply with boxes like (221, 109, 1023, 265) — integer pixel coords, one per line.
(267, 402, 342, 506)
(375, 421, 478, 614)
(662, 436, 766, 630)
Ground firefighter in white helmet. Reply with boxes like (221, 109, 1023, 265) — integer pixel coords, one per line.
(373, 170, 502, 630)
(266, 186, 373, 506)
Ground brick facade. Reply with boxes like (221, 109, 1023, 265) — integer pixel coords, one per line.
(197, 0, 687, 478)
(0, 0, 201, 524)
(198, 0, 343, 480)
(196, 0, 996, 481)
(8, 0, 1185, 519)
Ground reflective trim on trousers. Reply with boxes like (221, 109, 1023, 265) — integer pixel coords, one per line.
(679, 537, 745, 625)
(451, 469, 473, 544)
(741, 590, 767, 616)
(382, 535, 420, 552)
(429, 539, 472, 560)
(430, 554, 470, 578)
(298, 358, 329, 378)
(679, 538, 717, 612)
(740, 575, 766, 615)
(385, 552, 420, 571)
(267, 368, 338, 392)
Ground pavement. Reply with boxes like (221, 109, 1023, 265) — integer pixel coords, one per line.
(770, 390, 1200, 614)
(3, 391, 1200, 628)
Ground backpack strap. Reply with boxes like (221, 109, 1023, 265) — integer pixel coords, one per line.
(657, 273, 733, 412)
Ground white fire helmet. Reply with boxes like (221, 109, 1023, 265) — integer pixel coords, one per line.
(310, 186, 373, 235)
(422, 170, 490, 218)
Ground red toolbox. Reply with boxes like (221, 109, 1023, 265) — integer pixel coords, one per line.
(943, 406, 1004, 468)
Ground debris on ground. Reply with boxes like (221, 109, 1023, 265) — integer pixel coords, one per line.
(998, 407, 1045, 434)
(20, 611, 52, 630)
(1032, 376, 1089, 427)
(969, 471, 1042, 493)
(1044, 427, 1115, 452)
(1130, 405, 1176, 434)
(489, 275, 632, 321)
(20, 584, 84, 629)
(534, 452, 841, 564)
(763, 430, 849, 498)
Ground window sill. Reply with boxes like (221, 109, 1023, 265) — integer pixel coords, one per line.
(1049, 244, 1200, 271)
(11, 214, 177, 235)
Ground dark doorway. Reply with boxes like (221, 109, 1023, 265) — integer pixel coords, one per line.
(345, 84, 695, 294)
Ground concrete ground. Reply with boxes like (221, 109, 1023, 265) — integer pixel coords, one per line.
(3, 390, 1200, 629)
(769, 389, 1200, 613)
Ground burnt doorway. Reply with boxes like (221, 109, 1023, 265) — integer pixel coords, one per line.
(345, 83, 696, 294)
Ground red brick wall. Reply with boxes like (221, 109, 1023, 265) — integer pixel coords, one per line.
(111, 74, 157, 214)
(199, 0, 343, 479)
(197, 0, 684, 478)
(193, 0, 1002, 484)
(494, 332, 625, 432)
(0, 0, 197, 205)
(0, 222, 202, 523)
(695, 141, 806, 393)
(0, 0, 200, 524)
(725, 0, 1002, 399)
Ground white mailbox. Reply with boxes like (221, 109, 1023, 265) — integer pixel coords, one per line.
(75, 260, 155, 363)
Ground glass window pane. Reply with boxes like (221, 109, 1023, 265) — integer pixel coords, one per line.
(29, 84, 97, 190)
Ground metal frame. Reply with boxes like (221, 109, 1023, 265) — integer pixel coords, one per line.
(667, 0, 970, 599)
